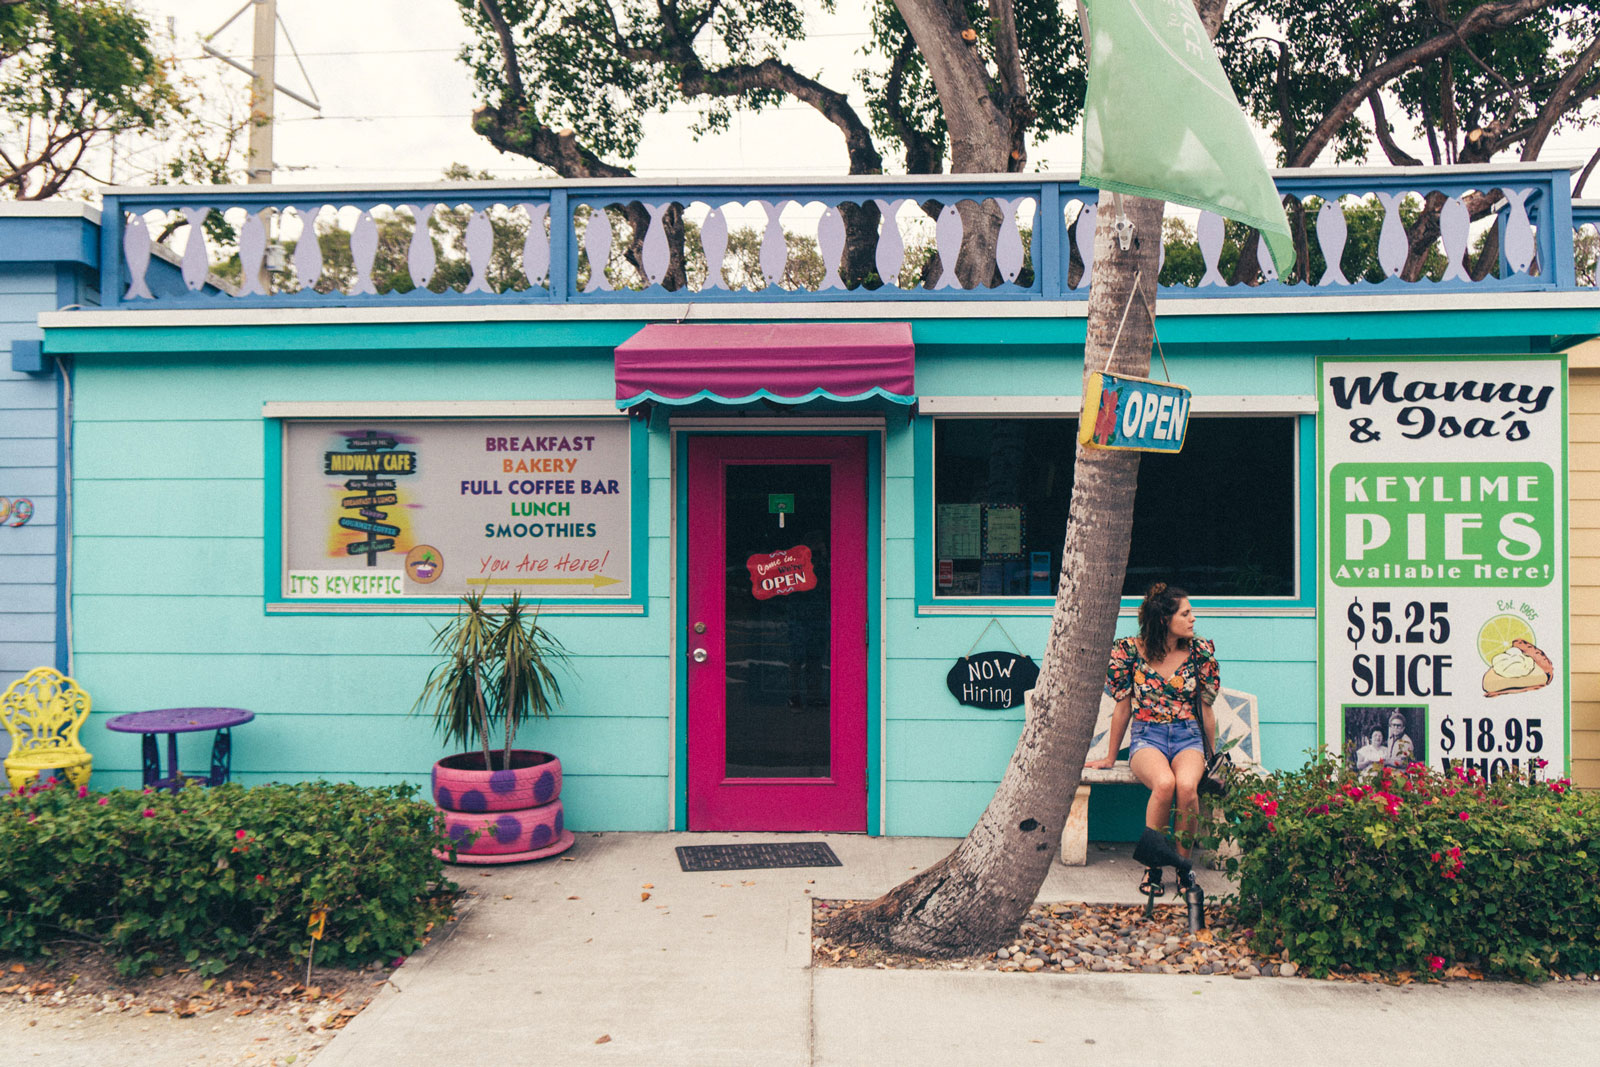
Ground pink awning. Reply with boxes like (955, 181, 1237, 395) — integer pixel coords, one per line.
(614, 322, 915, 407)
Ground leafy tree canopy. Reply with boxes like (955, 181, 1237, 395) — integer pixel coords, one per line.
(457, 0, 1599, 185)
(0, 0, 185, 198)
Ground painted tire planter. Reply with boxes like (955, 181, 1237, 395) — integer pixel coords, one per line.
(437, 800, 566, 854)
(432, 749, 574, 865)
(432, 749, 562, 813)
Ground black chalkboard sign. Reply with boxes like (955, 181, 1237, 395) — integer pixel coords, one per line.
(946, 651, 1039, 710)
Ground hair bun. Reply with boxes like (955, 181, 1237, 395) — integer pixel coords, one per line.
(1149, 582, 1167, 596)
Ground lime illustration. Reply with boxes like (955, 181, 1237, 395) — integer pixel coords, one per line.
(1477, 614, 1535, 665)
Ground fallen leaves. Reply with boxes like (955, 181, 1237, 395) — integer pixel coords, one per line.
(595, 1034, 612, 1044)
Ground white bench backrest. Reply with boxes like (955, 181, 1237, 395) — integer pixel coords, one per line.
(1085, 687, 1261, 767)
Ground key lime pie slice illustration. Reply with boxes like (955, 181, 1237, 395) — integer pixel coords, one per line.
(1478, 614, 1553, 698)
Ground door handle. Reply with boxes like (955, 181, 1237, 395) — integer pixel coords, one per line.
(691, 648, 708, 663)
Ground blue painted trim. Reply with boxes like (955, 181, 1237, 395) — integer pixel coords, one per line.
(865, 431, 882, 836)
(263, 419, 283, 613)
(260, 416, 649, 614)
(1548, 171, 1578, 290)
(0, 216, 98, 267)
(10, 339, 44, 374)
(100, 195, 121, 310)
(673, 431, 689, 830)
(550, 189, 571, 303)
(1298, 414, 1317, 605)
(628, 416, 650, 609)
(83, 166, 1588, 310)
(618, 387, 916, 408)
(1038, 183, 1062, 300)
(53, 358, 69, 675)
(913, 417, 935, 607)
(43, 306, 1599, 359)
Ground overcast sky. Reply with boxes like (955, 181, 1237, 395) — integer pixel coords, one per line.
(142, 0, 951, 186)
(135, 0, 1592, 190)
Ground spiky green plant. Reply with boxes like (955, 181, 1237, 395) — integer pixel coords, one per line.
(413, 590, 565, 770)
(490, 593, 566, 768)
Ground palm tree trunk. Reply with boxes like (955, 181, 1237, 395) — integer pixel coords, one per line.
(828, 193, 1165, 956)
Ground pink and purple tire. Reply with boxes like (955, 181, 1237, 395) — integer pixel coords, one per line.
(432, 750, 561, 813)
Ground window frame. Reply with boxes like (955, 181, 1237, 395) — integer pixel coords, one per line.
(914, 401, 1315, 615)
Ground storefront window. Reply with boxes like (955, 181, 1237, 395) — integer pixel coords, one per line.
(933, 417, 1297, 598)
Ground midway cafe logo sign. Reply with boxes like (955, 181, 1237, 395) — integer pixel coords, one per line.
(1319, 357, 1567, 780)
(946, 651, 1040, 710)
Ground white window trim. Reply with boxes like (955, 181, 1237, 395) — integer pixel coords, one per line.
(918, 395, 1316, 416)
(262, 399, 621, 418)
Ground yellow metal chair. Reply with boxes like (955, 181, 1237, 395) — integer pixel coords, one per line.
(1, 667, 93, 792)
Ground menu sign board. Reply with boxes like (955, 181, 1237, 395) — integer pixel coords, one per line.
(283, 419, 631, 599)
(1318, 358, 1566, 779)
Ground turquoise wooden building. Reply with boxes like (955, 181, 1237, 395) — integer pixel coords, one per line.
(9, 164, 1600, 838)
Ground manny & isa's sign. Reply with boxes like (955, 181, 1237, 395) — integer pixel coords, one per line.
(946, 651, 1040, 710)
(1079, 372, 1192, 452)
(1318, 357, 1566, 781)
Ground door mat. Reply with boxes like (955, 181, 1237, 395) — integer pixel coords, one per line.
(675, 842, 842, 872)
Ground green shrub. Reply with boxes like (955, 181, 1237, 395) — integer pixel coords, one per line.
(1214, 754, 1598, 981)
(0, 778, 457, 976)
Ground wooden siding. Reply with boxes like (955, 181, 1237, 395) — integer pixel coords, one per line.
(1570, 355, 1600, 788)
(0, 265, 60, 689)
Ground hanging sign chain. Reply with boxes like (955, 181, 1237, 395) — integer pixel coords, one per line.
(964, 618, 1030, 659)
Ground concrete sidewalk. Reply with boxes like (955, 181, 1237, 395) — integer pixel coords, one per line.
(313, 833, 1600, 1066)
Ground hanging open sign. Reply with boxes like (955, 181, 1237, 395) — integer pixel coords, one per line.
(747, 545, 817, 600)
(1080, 371, 1191, 453)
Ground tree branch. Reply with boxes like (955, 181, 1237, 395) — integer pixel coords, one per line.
(678, 59, 884, 174)
(1368, 91, 1423, 166)
(1289, 0, 1557, 167)
(886, 35, 942, 174)
(1575, 141, 1600, 197)
(477, 0, 526, 104)
(1518, 31, 1600, 160)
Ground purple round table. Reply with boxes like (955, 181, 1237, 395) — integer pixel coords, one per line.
(104, 707, 255, 792)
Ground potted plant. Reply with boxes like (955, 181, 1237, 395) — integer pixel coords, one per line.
(414, 589, 574, 863)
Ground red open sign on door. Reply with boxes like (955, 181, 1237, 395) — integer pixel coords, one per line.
(746, 545, 817, 600)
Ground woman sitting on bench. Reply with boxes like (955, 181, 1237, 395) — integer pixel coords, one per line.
(1085, 582, 1220, 898)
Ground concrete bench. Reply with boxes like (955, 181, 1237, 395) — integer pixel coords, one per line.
(1057, 686, 1262, 865)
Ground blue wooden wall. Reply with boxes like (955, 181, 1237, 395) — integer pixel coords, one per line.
(59, 327, 1321, 840)
(0, 262, 63, 688)
(67, 348, 669, 829)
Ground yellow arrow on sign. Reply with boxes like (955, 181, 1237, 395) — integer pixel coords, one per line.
(466, 575, 622, 589)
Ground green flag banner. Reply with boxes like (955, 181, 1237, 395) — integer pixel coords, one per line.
(1080, 0, 1294, 276)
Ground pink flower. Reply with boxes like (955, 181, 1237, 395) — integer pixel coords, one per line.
(1428, 955, 1445, 971)
(96, 797, 109, 806)
(235, 829, 249, 840)
(141, 808, 155, 818)
(1458, 811, 1470, 822)
(76, 786, 88, 799)
(391, 956, 407, 968)
(1536, 758, 1549, 769)
(1250, 792, 1278, 816)
(255, 874, 266, 883)
(1431, 852, 1442, 863)
(1266, 820, 1276, 832)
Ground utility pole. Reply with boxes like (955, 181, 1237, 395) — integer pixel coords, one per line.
(248, 0, 276, 184)
(203, 0, 323, 185)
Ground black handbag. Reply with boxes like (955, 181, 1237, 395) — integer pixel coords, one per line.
(1195, 686, 1231, 797)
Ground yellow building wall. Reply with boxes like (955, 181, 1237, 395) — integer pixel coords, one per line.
(1569, 342, 1600, 787)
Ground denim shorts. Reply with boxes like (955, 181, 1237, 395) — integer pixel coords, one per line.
(1128, 718, 1204, 761)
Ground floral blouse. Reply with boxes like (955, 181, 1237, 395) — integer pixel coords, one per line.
(1105, 636, 1220, 724)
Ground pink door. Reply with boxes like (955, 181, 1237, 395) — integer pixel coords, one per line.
(686, 436, 867, 832)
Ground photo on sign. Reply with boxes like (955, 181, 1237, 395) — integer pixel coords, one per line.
(1341, 705, 1426, 774)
